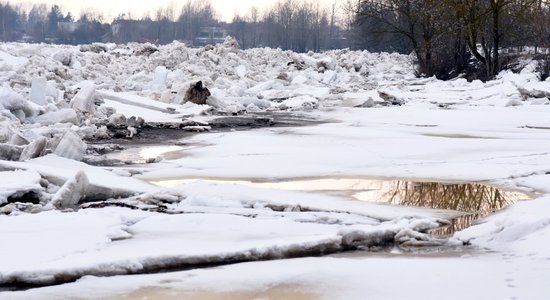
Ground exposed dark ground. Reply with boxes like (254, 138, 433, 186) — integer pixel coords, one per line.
(84, 111, 331, 166)
(93, 111, 329, 147)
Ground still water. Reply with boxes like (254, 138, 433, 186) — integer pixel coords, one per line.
(151, 177, 531, 235)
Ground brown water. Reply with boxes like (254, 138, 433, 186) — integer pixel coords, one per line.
(150, 177, 531, 235)
(370, 181, 530, 235)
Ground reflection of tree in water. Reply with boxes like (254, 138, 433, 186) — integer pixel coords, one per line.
(382, 182, 529, 236)
(387, 182, 513, 213)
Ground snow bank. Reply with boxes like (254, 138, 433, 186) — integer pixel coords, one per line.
(453, 195, 550, 258)
(5, 253, 549, 300)
(0, 204, 443, 286)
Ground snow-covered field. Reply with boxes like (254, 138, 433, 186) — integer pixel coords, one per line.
(1, 38, 550, 299)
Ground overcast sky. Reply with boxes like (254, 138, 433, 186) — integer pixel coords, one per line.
(14, 0, 339, 22)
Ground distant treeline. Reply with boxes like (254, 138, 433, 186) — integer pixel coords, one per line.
(347, 0, 550, 80)
(1, 0, 549, 80)
(0, 0, 349, 52)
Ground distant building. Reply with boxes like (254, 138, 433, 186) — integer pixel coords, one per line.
(110, 21, 229, 46)
(112, 20, 176, 44)
(58, 21, 79, 34)
(194, 27, 228, 47)
(112, 20, 156, 44)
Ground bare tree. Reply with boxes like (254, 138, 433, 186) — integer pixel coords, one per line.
(0, 3, 24, 41)
(27, 4, 48, 42)
(249, 6, 259, 47)
(255, 0, 333, 52)
(353, 0, 450, 75)
(231, 13, 248, 48)
(177, 0, 217, 43)
(349, 0, 542, 79)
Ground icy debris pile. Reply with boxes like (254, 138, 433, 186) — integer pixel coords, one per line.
(80, 43, 107, 54)
(0, 87, 37, 121)
(222, 36, 241, 49)
(0, 80, 148, 162)
(2, 41, 417, 115)
(0, 41, 420, 164)
(0, 154, 155, 214)
(1, 40, 547, 165)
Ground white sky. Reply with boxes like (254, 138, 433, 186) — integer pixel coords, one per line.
(14, 0, 340, 22)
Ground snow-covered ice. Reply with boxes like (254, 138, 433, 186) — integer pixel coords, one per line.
(0, 170, 42, 206)
(5, 254, 548, 300)
(1, 40, 550, 299)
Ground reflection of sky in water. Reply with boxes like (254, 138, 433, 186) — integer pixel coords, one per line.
(106, 145, 187, 163)
(139, 146, 184, 160)
(152, 178, 390, 191)
(151, 178, 531, 213)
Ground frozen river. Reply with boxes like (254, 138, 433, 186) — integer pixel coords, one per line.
(1, 41, 550, 299)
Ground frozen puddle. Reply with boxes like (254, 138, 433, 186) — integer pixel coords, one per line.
(151, 177, 531, 235)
